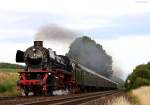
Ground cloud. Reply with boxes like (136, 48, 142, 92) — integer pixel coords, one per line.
(0, 42, 32, 63)
(96, 35, 150, 79)
(0, 0, 150, 33)
(80, 14, 150, 39)
(0, 29, 36, 43)
(0, 0, 150, 16)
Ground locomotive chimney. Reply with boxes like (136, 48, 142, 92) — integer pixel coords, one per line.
(34, 41, 43, 47)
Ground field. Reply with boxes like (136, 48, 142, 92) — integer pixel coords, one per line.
(105, 86, 150, 105)
(0, 67, 19, 96)
(106, 96, 132, 105)
(0, 68, 17, 72)
(131, 86, 150, 105)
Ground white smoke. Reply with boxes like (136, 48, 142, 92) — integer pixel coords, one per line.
(53, 89, 69, 95)
(21, 91, 33, 96)
(67, 36, 113, 78)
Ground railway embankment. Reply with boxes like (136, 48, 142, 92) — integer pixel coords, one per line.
(80, 86, 150, 105)
(79, 91, 131, 105)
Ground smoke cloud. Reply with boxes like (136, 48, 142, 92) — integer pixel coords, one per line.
(35, 24, 78, 42)
(67, 36, 113, 78)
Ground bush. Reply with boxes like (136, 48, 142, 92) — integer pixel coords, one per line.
(125, 63, 150, 90)
(133, 77, 150, 89)
(134, 66, 150, 79)
(0, 80, 16, 93)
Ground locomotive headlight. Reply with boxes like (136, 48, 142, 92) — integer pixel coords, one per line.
(33, 48, 36, 52)
(48, 73, 51, 75)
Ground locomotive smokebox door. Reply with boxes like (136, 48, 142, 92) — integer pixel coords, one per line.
(34, 41, 43, 47)
(16, 50, 24, 63)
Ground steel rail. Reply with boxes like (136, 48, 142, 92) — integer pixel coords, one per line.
(20, 90, 119, 105)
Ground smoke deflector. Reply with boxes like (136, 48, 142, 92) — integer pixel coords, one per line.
(16, 50, 24, 62)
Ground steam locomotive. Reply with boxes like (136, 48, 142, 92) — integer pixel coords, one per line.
(16, 41, 117, 96)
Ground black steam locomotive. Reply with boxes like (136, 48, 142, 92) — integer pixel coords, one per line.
(16, 41, 117, 96)
(16, 41, 72, 71)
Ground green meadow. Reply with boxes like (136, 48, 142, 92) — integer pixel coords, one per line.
(0, 63, 20, 96)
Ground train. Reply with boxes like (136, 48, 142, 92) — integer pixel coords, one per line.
(16, 41, 117, 96)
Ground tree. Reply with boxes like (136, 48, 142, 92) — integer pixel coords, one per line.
(125, 63, 150, 90)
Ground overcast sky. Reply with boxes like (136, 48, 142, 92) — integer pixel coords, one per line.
(0, 0, 150, 79)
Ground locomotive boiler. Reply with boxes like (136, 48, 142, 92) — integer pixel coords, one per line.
(16, 41, 117, 96)
(16, 41, 77, 96)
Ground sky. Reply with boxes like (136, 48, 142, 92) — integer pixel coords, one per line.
(0, 0, 150, 79)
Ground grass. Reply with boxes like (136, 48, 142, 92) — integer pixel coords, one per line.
(106, 96, 132, 105)
(0, 68, 17, 72)
(131, 86, 150, 105)
(106, 86, 150, 105)
(127, 92, 140, 105)
(0, 72, 19, 96)
(0, 72, 18, 83)
(0, 62, 25, 72)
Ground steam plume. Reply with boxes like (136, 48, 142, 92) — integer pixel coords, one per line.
(67, 36, 113, 78)
(35, 24, 77, 42)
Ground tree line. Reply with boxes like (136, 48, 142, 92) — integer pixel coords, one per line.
(125, 62, 150, 90)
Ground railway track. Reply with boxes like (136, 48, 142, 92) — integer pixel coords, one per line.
(18, 90, 119, 105)
(0, 96, 45, 101)
(0, 96, 38, 100)
(0, 96, 56, 105)
(0, 97, 16, 100)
